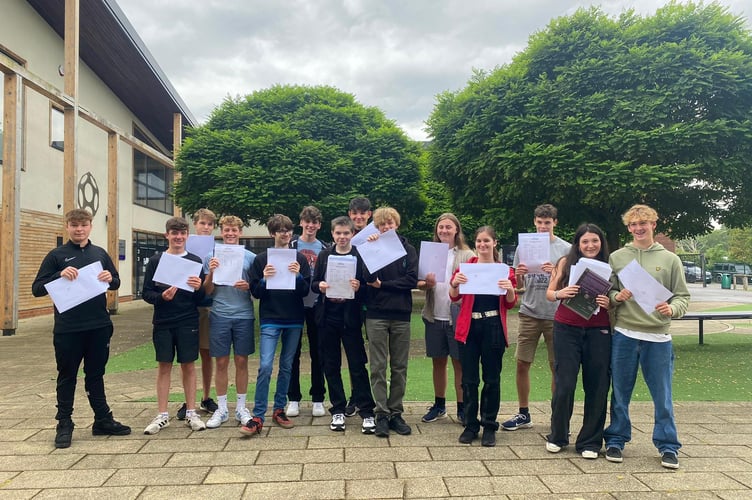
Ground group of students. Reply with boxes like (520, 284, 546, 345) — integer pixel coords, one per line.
(33, 200, 689, 469)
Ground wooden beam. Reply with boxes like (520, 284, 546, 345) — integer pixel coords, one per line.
(63, 0, 80, 217)
(1, 74, 23, 335)
(173, 112, 182, 216)
(107, 132, 119, 313)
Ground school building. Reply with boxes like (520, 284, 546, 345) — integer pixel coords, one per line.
(1, 0, 199, 334)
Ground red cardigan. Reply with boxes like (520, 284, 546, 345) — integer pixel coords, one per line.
(450, 257, 517, 346)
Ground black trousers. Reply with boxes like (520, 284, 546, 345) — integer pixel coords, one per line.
(547, 321, 611, 452)
(460, 317, 505, 433)
(53, 325, 113, 421)
(319, 317, 375, 417)
(288, 307, 326, 402)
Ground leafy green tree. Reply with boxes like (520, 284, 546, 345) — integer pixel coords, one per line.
(174, 85, 425, 235)
(427, 2, 752, 250)
(728, 227, 752, 263)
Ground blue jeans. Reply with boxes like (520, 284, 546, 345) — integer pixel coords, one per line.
(253, 325, 302, 421)
(604, 329, 681, 454)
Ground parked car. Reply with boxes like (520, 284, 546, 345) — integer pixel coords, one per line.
(711, 262, 752, 284)
(705, 271, 712, 284)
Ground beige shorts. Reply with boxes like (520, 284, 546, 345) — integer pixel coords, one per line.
(198, 306, 211, 350)
(514, 313, 555, 364)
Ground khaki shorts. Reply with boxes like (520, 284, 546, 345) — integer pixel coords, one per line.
(198, 306, 211, 350)
(514, 313, 555, 364)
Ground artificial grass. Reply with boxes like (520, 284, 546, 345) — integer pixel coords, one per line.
(108, 325, 752, 403)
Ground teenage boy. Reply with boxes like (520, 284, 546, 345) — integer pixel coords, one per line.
(364, 207, 418, 437)
(32, 209, 131, 448)
(287, 206, 327, 418)
(502, 204, 571, 431)
(203, 215, 256, 428)
(176, 208, 218, 420)
(604, 204, 689, 469)
(142, 217, 207, 434)
(240, 214, 311, 436)
(312, 216, 376, 433)
(348, 196, 372, 234)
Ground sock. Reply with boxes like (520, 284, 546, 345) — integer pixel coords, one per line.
(435, 396, 446, 408)
(519, 407, 529, 415)
(159, 411, 169, 418)
(186, 409, 197, 418)
(457, 401, 464, 411)
(217, 394, 228, 412)
(236, 394, 246, 409)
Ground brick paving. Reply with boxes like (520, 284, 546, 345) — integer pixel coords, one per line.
(1, 300, 751, 498)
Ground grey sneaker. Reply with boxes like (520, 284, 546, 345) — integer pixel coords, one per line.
(661, 451, 679, 469)
(605, 447, 623, 463)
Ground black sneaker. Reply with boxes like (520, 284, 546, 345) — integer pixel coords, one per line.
(200, 397, 218, 414)
(55, 419, 74, 449)
(458, 428, 477, 444)
(92, 413, 131, 436)
(661, 451, 679, 469)
(605, 447, 623, 463)
(481, 427, 496, 447)
(344, 399, 358, 418)
(374, 416, 390, 437)
(388, 414, 412, 435)
(176, 403, 187, 420)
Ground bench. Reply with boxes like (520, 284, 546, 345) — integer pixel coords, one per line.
(676, 312, 752, 345)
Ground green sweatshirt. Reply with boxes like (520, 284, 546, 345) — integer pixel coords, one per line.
(608, 242, 690, 334)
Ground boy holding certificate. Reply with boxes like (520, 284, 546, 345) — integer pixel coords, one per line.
(240, 214, 311, 436)
(364, 207, 418, 437)
(142, 217, 207, 435)
(311, 216, 376, 433)
(32, 209, 130, 448)
(203, 215, 256, 428)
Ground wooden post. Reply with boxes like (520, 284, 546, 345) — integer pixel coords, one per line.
(172, 112, 182, 217)
(63, 0, 79, 217)
(107, 132, 119, 313)
(1, 73, 23, 336)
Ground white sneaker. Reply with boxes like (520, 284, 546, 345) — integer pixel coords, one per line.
(286, 401, 300, 417)
(206, 409, 229, 429)
(330, 413, 345, 431)
(361, 416, 376, 434)
(312, 402, 326, 417)
(185, 413, 206, 431)
(546, 441, 562, 453)
(235, 407, 252, 426)
(582, 450, 599, 459)
(144, 414, 170, 435)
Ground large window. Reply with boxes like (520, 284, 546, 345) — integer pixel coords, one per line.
(132, 128, 174, 214)
(50, 105, 64, 151)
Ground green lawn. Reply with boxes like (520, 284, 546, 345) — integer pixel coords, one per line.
(108, 314, 752, 403)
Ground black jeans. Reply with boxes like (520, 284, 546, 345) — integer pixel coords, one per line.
(288, 307, 326, 402)
(53, 325, 113, 421)
(459, 317, 505, 433)
(547, 321, 611, 452)
(319, 317, 375, 417)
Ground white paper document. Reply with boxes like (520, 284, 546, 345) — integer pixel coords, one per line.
(418, 242, 450, 281)
(153, 252, 203, 292)
(212, 244, 245, 286)
(325, 255, 358, 300)
(266, 248, 297, 290)
(569, 258, 613, 285)
(43, 261, 109, 313)
(357, 229, 407, 274)
(517, 233, 550, 274)
(186, 234, 215, 260)
(350, 222, 379, 247)
(617, 259, 673, 315)
(458, 262, 510, 296)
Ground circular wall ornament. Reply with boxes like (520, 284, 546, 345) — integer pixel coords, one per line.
(77, 171, 100, 216)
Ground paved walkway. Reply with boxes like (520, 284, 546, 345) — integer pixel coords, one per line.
(1, 300, 752, 498)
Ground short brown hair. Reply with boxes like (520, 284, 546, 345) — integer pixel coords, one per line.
(299, 206, 322, 223)
(534, 204, 558, 220)
(192, 208, 216, 224)
(219, 215, 244, 229)
(331, 215, 354, 232)
(165, 217, 189, 232)
(373, 207, 401, 228)
(267, 214, 293, 234)
(65, 208, 92, 224)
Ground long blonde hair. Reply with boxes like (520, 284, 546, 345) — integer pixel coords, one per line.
(433, 213, 470, 250)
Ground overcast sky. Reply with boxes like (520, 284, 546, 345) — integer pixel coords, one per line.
(118, 0, 751, 141)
